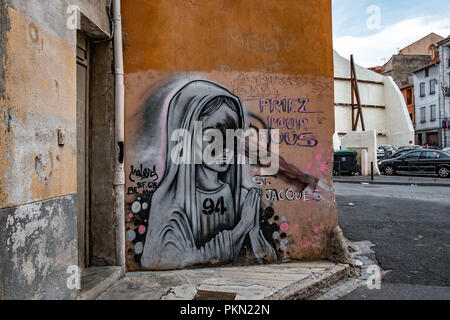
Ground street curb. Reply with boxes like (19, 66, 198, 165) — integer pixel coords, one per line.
(265, 264, 354, 300)
(333, 180, 450, 187)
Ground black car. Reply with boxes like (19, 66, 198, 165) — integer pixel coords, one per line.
(376, 148, 416, 167)
(378, 150, 450, 178)
(388, 148, 415, 159)
(377, 146, 394, 160)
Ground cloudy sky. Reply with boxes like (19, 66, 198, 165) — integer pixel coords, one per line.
(332, 0, 450, 68)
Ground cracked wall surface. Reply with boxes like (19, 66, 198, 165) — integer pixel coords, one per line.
(0, 195, 77, 299)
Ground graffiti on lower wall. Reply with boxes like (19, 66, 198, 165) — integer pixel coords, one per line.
(124, 75, 334, 270)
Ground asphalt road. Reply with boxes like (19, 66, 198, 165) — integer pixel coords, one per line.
(334, 182, 450, 300)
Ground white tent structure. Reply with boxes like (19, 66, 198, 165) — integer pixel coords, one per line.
(333, 50, 414, 150)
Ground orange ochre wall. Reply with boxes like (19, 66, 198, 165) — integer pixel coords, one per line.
(122, 0, 337, 270)
(0, 7, 77, 209)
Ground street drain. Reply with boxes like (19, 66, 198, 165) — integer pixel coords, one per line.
(193, 290, 237, 300)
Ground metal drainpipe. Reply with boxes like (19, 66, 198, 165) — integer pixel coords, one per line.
(112, 0, 125, 270)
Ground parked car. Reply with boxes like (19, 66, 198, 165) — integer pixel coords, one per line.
(397, 145, 420, 151)
(443, 147, 450, 154)
(379, 145, 393, 151)
(417, 145, 441, 150)
(377, 145, 394, 160)
(378, 150, 450, 178)
(380, 148, 415, 162)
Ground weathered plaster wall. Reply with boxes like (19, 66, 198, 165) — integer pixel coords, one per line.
(0, 0, 112, 299)
(5, 0, 110, 44)
(0, 7, 77, 208)
(382, 54, 431, 87)
(1, 0, 111, 210)
(122, 0, 337, 270)
(123, 0, 333, 77)
(0, 195, 77, 300)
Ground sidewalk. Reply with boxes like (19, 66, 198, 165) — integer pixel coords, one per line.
(95, 261, 354, 300)
(333, 175, 450, 187)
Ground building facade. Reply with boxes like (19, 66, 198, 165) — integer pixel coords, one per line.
(370, 33, 445, 138)
(399, 32, 444, 58)
(413, 63, 442, 146)
(437, 37, 450, 147)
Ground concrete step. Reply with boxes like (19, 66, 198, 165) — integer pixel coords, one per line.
(76, 266, 124, 300)
(96, 261, 355, 300)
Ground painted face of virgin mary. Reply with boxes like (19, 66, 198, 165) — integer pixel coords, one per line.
(200, 100, 239, 173)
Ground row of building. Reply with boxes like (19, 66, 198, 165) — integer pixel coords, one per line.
(333, 33, 450, 151)
(372, 33, 450, 148)
(333, 52, 414, 151)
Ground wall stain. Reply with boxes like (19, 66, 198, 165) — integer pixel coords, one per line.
(34, 151, 54, 182)
(28, 23, 39, 43)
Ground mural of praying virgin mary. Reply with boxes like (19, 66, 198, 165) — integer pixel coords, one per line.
(140, 80, 276, 269)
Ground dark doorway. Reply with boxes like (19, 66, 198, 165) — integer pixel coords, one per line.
(76, 31, 91, 269)
(426, 132, 439, 146)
